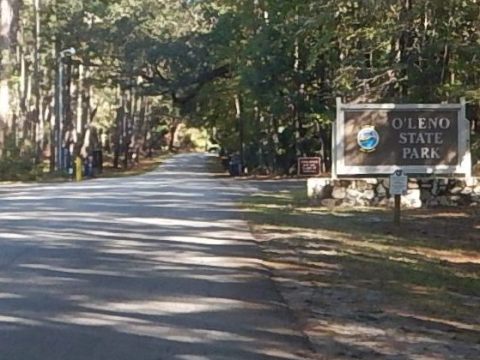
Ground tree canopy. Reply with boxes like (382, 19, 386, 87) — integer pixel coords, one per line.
(0, 0, 479, 176)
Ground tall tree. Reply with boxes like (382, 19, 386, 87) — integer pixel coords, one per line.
(0, 0, 18, 155)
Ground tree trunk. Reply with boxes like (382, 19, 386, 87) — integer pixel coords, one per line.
(0, 0, 17, 156)
(123, 87, 133, 169)
(63, 58, 73, 152)
(17, 33, 29, 146)
(136, 95, 146, 158)
(113, 105, 120, 168)
(168, 121, 179, 152)
(234, 94, 243, 170)
(33, 0, 42, 160)
(50, 40, 60, 171)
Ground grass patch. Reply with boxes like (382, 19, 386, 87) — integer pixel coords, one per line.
(243, 189, 480, 348)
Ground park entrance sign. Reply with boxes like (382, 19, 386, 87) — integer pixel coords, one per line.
(334, 98, 471, 176)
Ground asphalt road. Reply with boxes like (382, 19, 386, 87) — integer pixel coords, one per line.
(0, 153, 314, 360)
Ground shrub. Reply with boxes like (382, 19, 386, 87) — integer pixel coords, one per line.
(0, 140, 44, 182)
(0, 156, 43, 181)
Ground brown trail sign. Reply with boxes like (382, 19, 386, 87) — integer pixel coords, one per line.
(298, 157, 322, 177)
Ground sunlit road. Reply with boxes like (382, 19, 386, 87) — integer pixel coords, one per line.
(0, 153, 314, 360)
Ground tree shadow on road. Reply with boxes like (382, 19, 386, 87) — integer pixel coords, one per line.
(0, 154, 314, 360)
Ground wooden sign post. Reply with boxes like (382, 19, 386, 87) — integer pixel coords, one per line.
(389, 169, 408, 226)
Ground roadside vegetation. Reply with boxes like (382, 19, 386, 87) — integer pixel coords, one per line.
(0, 150, 171, 183)
(244, 191, 480, 358)
(1, 1, 480, 178)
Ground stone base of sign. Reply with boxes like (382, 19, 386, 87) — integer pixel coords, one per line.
(307, 177, 479, 209)
(307, 178, 332, 199)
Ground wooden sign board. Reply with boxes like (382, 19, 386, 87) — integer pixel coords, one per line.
(298, 157, 322, 176)
(333, 98, 471, 176)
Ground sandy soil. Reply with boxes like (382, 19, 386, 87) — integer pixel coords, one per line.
(247, 204, 480, 360)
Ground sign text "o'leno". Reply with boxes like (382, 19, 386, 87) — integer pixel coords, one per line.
(391, 117, 451, 130)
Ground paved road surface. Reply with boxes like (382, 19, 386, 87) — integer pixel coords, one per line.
(0, 153, 314, 360)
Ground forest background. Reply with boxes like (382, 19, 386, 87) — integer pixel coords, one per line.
(0, 0, 479, 179)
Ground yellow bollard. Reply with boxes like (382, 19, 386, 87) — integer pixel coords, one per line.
(75, 156, 83, 182)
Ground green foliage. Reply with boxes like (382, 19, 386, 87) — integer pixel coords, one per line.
(5, 0, 480, 176)
(0, 140, 44, 181)
(0, 157, 43, 181)
(184, 0, 480, 173)
(177, 127, 209, 151)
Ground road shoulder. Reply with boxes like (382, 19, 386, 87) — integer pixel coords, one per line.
(243, 188, 480, 359)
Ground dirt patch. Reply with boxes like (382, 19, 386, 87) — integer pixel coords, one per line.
(244, 194, 480, 360)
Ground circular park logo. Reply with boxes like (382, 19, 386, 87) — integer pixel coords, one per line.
(357, 126, 380, 152)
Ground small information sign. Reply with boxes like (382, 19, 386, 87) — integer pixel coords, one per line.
(298, 157, 322, 176)
(390, 169, 408, 195)
(390, 169, 408, 226)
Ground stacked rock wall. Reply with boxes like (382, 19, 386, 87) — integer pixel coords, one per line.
(307, 177, 480, 208)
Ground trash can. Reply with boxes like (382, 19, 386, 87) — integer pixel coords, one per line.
(92, 149, 103, 174)
(84, 155, 94, 178)
(228, 155, 242, 176)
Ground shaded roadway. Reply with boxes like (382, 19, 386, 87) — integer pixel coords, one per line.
(0, 153, 313, 360)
